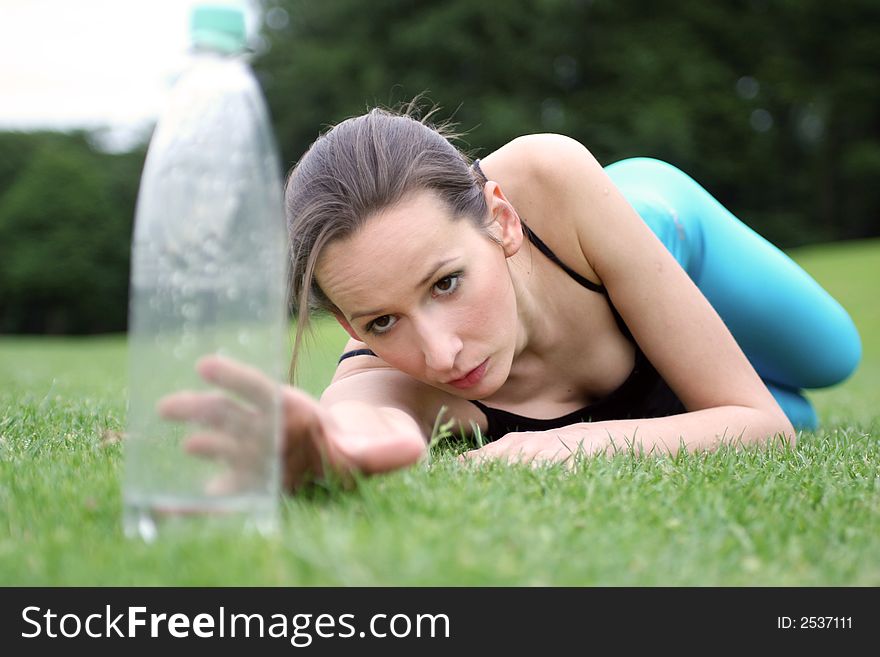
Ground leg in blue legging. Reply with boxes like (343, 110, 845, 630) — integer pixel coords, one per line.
(604, 157, 861, 430)
(764, 383, 819, 430)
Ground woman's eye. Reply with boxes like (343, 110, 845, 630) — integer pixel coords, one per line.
(433, 274, 460, 296)
(368, 315, 396, 334)
(367, 274, 460, 334)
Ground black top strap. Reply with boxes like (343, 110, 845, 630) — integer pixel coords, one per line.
(338, 348, 377, 363)
(520, 223, 605, 293)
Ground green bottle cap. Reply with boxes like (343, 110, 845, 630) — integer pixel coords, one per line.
(190, 4, 247, 54)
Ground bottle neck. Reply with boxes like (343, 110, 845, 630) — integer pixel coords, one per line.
(188, 46, 251, 66)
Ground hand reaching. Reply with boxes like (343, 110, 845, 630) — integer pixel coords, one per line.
(158, 354, 358, 493)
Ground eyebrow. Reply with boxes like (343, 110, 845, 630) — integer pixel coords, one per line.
(349, 257, 458, 322)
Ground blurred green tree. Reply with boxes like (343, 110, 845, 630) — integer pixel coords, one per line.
(1, 0, 876, 335)
(255, 0, 879, 246)
(0, 132, 142, 333)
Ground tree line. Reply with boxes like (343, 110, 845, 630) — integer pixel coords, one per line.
(1, 0, 877, 333)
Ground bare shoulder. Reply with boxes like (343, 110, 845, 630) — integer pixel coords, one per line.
(481, 133, 607, 279)
(324, 339, 484, 437)
(482, 132, 592, 165)
(481, 133, 602, 190)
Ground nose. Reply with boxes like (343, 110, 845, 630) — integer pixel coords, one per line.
(416, 318, 463, 375)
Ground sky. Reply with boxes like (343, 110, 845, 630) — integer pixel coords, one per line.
(0, 0, 262, 150)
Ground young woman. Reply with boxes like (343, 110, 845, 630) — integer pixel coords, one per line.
(160, 107, 861, 491)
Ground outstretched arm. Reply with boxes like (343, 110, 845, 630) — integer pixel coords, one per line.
(461, 408, 793, 464)
(159, 351, 437, 492)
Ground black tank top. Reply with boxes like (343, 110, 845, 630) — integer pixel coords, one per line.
(337, 162, 685, 439)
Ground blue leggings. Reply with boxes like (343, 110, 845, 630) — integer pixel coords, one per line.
(604, 158, 862, 430)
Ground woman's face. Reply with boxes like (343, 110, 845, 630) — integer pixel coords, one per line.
(317, 187, 523, 398)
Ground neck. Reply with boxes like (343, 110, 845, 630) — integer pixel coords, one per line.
(506, 248, 562, 376)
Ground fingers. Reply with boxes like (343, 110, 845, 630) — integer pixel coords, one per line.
(196, 354, 278, 410)
(459, 448, 571, 467)
(204, 464, 271, 496)
(458, 433, 588, 466)
(204, 471, 242, 496)
(182, 430, 240, 461)
(155, 354, 285, 498)
(280, 386, 334, 437)
(184, 431, 274, 495)
(184, 428, 274, 465)
(160, 369, 331, 496)
(157, 390, 262, 439)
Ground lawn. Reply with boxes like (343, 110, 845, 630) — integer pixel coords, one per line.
(0, 239, 877, 585)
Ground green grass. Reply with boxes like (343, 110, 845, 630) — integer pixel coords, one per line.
(1, 239, 878, 585)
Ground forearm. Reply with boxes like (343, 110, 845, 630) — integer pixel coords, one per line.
(563, 406, 796, 456)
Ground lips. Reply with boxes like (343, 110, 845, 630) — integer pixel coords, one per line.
(446, 359, 489, 389)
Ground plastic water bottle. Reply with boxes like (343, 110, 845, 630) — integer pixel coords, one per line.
(124, 3, 287, 541)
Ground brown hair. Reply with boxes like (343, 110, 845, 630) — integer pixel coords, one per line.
(284, 104, 490, 382)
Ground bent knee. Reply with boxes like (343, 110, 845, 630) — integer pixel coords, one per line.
(765, 384, 818, 431)
(809, 315, 862, 388)
(781, 301, 862, 389)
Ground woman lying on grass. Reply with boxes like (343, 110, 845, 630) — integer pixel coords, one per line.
(160, 105, 861, 491)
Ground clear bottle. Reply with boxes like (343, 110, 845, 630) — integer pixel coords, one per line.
(124, 3, 287, 541)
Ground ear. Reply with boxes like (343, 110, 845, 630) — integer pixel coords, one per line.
(483, 181, 523, 258)
(333, 311, 362, 342)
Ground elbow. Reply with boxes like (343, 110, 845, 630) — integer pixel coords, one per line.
(401, 433, 429, 466)
(764, 408, 797, 449)
(384, 432, 428, 472)
(725, 403, 796, 449)
(778, 418, 797, 449)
